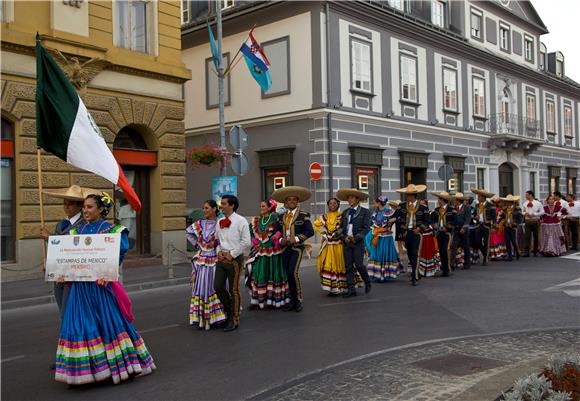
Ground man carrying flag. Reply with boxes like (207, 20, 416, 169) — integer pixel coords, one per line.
(35, 34, 141, 212)
(240, 30, 272, 92)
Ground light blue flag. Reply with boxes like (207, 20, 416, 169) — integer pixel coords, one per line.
(207, 23, 220, 70)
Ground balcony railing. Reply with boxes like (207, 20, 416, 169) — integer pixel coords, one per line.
(487, 113, 542, 140)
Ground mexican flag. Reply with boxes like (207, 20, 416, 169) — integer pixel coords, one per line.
(35, 35, 141, 212)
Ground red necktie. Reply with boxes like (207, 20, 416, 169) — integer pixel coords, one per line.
(219, 217, 232, 229)
(527, 202, 533, 208)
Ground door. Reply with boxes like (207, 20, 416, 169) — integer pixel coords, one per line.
(498, 163, 514, 197)
(403, 167, 427, 199)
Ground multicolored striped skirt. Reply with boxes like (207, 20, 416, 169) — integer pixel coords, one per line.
(189, 254, 226, 329)
(419, 232, 441, 277)
(246, 251, 290, 308)
(365, 232, 400, 282)
(55, 282, 156, 385)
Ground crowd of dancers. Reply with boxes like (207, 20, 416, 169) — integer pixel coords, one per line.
(40, 183, 578, 386)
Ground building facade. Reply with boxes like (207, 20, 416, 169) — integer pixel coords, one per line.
(181, 0, 579, 216)
(1, 0, 191, 279)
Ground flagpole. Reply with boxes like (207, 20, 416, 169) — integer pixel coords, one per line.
(36, 148, 47, 271)
(217, 3, 226, 177)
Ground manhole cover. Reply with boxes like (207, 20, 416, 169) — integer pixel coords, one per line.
(413, 353, 507, 377)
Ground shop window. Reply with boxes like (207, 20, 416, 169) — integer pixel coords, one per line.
(257, 147, 295, 200)
(399, 151, 428, 200)
(1, 117, 15, 262)
(548, 166, 560, 195)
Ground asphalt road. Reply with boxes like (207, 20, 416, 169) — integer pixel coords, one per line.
(2, 254, 579, 401)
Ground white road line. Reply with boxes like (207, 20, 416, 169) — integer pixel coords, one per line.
(139, 323, 180, 334)
(1, 355, 25, 364)
(544, 278, 580, 292)
(319, 299, 382, 307)
(560, 252, 580, 260)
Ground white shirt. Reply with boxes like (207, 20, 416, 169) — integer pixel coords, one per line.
(523, 199, 544, 219)
(408, 201, 417, 229)
(555, 199, 568, 213)
(216, 212, 251, 259)
(68, 212, 82, 226)
(566, 200, 580, 217)
(347, 206, 359, 236)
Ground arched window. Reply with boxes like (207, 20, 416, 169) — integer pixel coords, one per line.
(1, 117, 15, 261)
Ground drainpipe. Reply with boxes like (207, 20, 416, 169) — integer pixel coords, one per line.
(325, 2, 334, 200)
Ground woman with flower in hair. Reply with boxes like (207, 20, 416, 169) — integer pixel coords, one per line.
(313, 197, 348, 294)
(56, 192, 155, 385)
(245, 199, 289, 308)
(364, 196, 400, 282)
(186, 199, 226, 329)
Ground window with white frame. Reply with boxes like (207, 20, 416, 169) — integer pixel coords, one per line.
(526, 94, 536, 122)
(115, 0, 154, 54)
(564, 105, 573, 137)
(499, 25, 510, 51)
(221, 0, 234, 10)
(472, 76, 485, 117)
(400, 54, 417, 102)
(0, 0, 14, 23)
(389, 0, 404, 11)
(546, 100, 556, 133)
(443, 67, 457, 111)
(181, 0, 189, 24)
(471, 11, 482, 39)
(351, 39, 372, 93)
(524, 36, 534, 62)
(431, 0, 445, 28)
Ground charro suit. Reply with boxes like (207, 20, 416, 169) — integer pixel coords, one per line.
(451, 203, 472, 269)
(397, 201, 428, 284)
(473, 201, 496, 264)
(431, 205, 456, 275)
(502, 205, 523, 260)
(339, 205, 371, 291)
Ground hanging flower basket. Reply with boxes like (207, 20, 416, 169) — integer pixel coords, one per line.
(189, 145, 227, 168)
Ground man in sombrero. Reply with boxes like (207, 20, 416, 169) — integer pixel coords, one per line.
(337, 188, 372, 297)
(471, 188, 496, 265)
(450, 192, 472, 270)
(500, 194, 523, 261)
(271, 186, 314, 312)
(396, 184, 428, 286)
(430, 191, 456, 277)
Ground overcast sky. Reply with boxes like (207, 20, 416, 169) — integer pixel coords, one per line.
(531, 0, 580, 82)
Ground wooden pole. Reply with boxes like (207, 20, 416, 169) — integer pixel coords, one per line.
(37, 148, 47, 272)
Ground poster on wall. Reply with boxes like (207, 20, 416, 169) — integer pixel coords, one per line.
(212, 176, 238, 204)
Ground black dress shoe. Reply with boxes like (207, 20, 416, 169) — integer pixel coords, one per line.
(411, 280, 419, 286)
(283, 303, 295, 312)
(533, 253, 538, 257)
(365, 283, 371, 294)
(522, 254, 530, 257)
(342, 290, 357, 298)
(294, 302, 303, 312)
(223, 322, 238, 332)
(442, 271, 450, 277)
(516, 254, 520, 260)
(507, 257, 513, 262)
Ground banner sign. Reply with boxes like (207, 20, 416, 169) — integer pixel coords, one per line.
(45, 233, 121, 282)
(212, 176, 238, 203)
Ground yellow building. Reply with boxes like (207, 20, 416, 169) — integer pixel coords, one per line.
(1, 0, 191, 279)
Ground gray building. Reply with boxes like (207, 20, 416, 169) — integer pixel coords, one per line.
(181, 0, 579, 215)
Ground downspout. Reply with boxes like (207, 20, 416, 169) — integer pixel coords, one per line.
(325, 2, 334, 200)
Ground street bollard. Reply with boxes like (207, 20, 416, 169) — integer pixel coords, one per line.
(167, 241, 175, 279)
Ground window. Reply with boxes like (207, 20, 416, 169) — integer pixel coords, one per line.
(539, 43, 546, 70)
(389, 0, 404, 11)
(564, 105, 573, 137)
(499, 25, 510, 51)
(556, 60, 563, 76)
(546, 100, 556, 133)
(471, 11, 482, 39)
(524, 36, 534, 62)
(262, 37, 290, 97)
(567, 169, 577, 194)
(221, 0, 234, 10)
(472, 76, 485, 117)
(431, 0, 445, 28)
(1, 118, 15, 262)
(115, 0, 154, 54)
(445, 156, 465, 194)
(351, 39, 372, 93)
(205, 53, 230, 109)
(526, 94, 536, 123)
(529, 171, 536, 195)
(443, 68, 457, 111)
(0, 0, 14, 23)
(477, 168, 486, 189)
(400, 55, 417, 102)
(549, 166, 560, 194)
(181, 0, 189, 24)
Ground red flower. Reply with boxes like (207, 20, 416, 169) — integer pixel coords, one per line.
(219, 217, 232, 229)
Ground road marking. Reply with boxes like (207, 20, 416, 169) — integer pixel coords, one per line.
(560, 252, 580, 260)
(544, 277, 580, 297)
(319, 299, 382, 307)
(1, 355, 25, 364)
(139, 323, 180, 334)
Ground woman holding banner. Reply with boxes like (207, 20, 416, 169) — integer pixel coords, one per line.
(55, 192, 156, 385)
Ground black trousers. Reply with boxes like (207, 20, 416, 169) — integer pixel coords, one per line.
(282, 246, 304, 305)
(54, 282, 70, 319)
(404, 231, 421, 282)
(451, 230, 471, 269)
(568, 218, 579, 250)
(524, 220, 540, 255)
(214, 256, 243, 325)
(505, 226, 519, 259)
(343, 241, 370, 290)
(474, 225, 491, 263)
(436, 232, 451, 274)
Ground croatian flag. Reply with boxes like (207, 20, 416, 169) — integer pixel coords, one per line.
(240, 32, 272, 92)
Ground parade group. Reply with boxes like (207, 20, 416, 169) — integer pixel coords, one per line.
(40, 183, 579, 386)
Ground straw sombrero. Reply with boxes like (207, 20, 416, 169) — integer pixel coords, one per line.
(271, 186, 312, 203)
(500, 194, 520, 202)
(336, 188, 369, 201)
(471, 188, 495, 198)
(453, 192, 468, 201)
(388, 200, 401, 208)
(396, 184, 427, 194)
(42, 185, 99, 201)
(430, 191, 453, 201)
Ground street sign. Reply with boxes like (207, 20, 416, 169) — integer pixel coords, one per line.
(438, 164, 454, 182)
(231, 152, 248, 176)
(229, 125, 249, 150)
(309, 162, 323, 181)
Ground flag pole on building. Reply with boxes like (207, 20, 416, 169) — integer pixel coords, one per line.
(216, 3, 226, 177)
(34, 35, 47, 269)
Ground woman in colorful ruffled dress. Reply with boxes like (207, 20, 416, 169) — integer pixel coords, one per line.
(419, 200, 441, 277)
(246, 199, 289, 308)
(56, 193, 155, 385)
(186, 200, 226, 329)
(313, 198, 348, 295)
(365, 196, 400, 282)
(489, 197, 508, 260)
(540, 195, 567, 256)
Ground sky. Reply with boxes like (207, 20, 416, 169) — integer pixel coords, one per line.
(531, 0, 580, 82)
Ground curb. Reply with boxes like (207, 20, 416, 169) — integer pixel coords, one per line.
(1, 277, 191, 310)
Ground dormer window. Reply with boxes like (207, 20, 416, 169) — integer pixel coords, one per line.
(539, 43, 546, 70)
(556, 52, 564, 76)
(431, 0, 445, 28)
(524, 36, 534, 63)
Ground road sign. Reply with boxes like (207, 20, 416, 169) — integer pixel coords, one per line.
(309, 162, 323, 181)
(438, 164, 454, 182)
(229, 125, 249, 150)
(231, 152, 248, 176)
